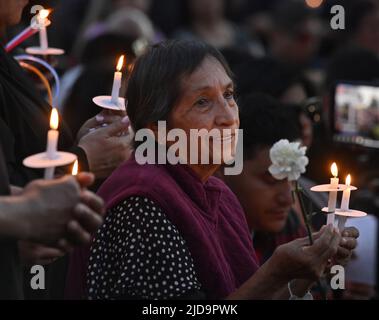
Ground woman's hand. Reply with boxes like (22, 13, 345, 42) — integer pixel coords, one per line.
(76, 110, 127, 142)
(78, 116, 132, 179)
(228, 225, 341, 300)
(271, 224, 341, 281)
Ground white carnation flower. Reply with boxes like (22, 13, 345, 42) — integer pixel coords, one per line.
(268, 139, 309, 181)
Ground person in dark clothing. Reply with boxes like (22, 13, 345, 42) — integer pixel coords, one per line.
(0, 0, 130, 299)
(222, 94, 307, 266)
(68, 40, 358, 300)
(0, 141, 105, 299)
(0, 1, 131, 187)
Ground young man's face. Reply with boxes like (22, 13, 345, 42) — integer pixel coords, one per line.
(225, 146, 293, 233)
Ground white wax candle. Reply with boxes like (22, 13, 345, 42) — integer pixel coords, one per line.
(38, 10, 50, 50)
(111, 71, 122, 104)
(46, 129, 59, 159)
(341, 175, 352, 211)
(327, 163, 339, 225)
(44, 108, 59, 179)
(39, 24, 48, 50)
(111, 55, 125, 105)
(327, 177, 339, 211)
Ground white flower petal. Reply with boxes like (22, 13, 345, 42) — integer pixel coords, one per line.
(268, 139, 309, 181)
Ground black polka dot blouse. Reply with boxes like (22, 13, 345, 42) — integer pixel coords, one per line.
(87, 196, 204, 300)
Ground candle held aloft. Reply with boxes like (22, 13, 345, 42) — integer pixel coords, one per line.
(341, 174, 351, 211)
(327, 162, 339, 225)
(46, 108, 59, 159)
(111, 55, 125, 105)
(38, 9, 50, 50)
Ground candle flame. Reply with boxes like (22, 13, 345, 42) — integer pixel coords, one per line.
(39, 9, 51, 20)
(50, 108, 59, 130)
(346, 174, 351, 186)
(72, 160, 78, 176)
(116, 55, 125, 72)
(331, 162, 338, 177)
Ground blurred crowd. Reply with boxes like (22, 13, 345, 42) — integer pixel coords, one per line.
(3, 0, 379, 299)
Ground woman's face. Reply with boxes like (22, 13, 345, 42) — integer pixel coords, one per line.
(0, 0, 29, 27)
(167, 56, 239, 166)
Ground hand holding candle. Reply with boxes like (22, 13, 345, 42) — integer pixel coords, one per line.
(111, 55, 125, 106)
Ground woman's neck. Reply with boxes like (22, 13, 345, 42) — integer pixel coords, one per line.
(188, 163, 220, 183)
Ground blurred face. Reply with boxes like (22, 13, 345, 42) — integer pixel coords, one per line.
(298, 112, 313, 148)
(168, 56, 239, 167)
(355, 9, 379, 55)
(225, 147, 293, 233)
(272, 18, 321, 66)
(113, 0, 151, 12)
(281, 83, 307, 105)
(281, 83, 313, 148)
(189, 0, 224, 22)
(0, 0, 29, 28)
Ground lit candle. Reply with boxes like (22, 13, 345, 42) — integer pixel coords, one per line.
(72, 160, 79, 176)
(327, 162, 339, 225)
(341, 174, 351, 211)
(46, 108, 59, 159)
(338, 174, 351, 231)
(44, 108, 59, 180)
(38, 9, 50, 50)
(111, 55, 125, 105)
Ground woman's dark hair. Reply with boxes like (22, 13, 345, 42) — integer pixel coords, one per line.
(126, 40, 233, 146)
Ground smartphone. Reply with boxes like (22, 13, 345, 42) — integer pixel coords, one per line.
(332, 81, 379, 149)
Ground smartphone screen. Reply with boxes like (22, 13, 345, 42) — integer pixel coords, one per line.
(334, 82, 379, 148)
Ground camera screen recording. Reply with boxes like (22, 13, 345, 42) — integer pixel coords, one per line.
(334, 83, 379, 148)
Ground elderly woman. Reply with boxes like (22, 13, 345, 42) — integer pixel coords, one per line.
(85, 40, 358, 300)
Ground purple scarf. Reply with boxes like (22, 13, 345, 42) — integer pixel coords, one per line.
(65, 156, 259, 299)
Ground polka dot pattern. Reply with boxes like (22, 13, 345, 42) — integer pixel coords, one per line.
(87, 196, 202, 299)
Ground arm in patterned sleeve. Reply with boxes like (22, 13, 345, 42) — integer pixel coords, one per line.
(87, 196, 205, 300)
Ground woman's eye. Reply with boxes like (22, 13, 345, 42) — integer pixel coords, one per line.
(224, 90, 234, 100)
(195, 98, 209, 107)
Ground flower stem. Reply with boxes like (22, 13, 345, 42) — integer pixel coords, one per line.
(295, 180, 327, 300)
(295, 181, 314, 245)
